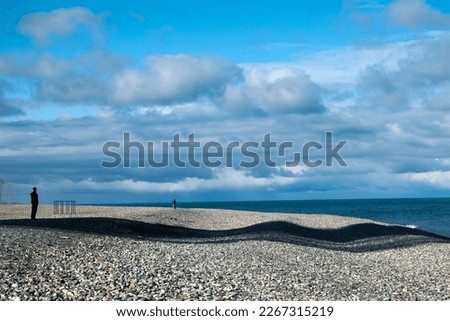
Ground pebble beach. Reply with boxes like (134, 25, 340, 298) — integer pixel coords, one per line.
(0, 204, 449, 301)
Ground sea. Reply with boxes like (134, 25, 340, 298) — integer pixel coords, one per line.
(97, 198, 450, 239)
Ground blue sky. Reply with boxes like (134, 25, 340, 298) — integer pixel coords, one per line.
(2, 0, 450, 204)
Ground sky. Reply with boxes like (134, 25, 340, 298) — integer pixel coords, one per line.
(2, 0, 450, 204)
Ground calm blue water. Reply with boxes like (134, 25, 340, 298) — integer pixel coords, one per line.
(96, 198, 450, 238)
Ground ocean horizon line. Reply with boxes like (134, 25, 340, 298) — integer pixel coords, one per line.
(83, 196, 450, 207)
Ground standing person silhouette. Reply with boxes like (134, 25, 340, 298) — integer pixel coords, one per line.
(30, 187, 38, 219)
(172, 198, 177, 209)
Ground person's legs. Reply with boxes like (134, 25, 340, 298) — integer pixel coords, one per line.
(31, 204, 38, 219)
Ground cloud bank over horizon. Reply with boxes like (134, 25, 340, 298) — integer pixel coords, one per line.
(1, 0, 450, 203)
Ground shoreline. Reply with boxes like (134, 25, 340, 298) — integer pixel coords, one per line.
(6, 197, 450, 238)
(1, 203, 448, 239)
(0, 204, 449, 300)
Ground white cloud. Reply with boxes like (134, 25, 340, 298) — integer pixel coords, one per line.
(246, 67, 324, 114)
(221, 66, 325, 114)
(352, 32, 450, 111)
(387, 0, 450, 28)
(113, 54, 241, 105)
(7, 3, 450, 203)
(295, 40, 417, 86)
(17, 7, 102, 45)
(0, 52, 126, 105)
(1, 50, 324, 114)
(128, 11, 145, 23)
(408, 171, 450, 188)
(220, 84, 253, 113)
(69, 167, 300, 193)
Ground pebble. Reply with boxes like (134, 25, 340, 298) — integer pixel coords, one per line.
(0, 205, 448, 301)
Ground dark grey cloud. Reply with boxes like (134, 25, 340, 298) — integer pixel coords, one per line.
(0, 103, 24, 117)
(0, 81, 25, 117)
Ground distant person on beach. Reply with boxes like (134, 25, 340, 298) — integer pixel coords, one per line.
(30, 187, 39, 219)
(172, 198, 177, 209)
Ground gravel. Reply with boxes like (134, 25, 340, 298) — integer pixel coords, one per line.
(0, 204, 449, 301)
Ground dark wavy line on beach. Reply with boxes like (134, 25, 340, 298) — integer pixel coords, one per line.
(1, 217, 448, 253)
